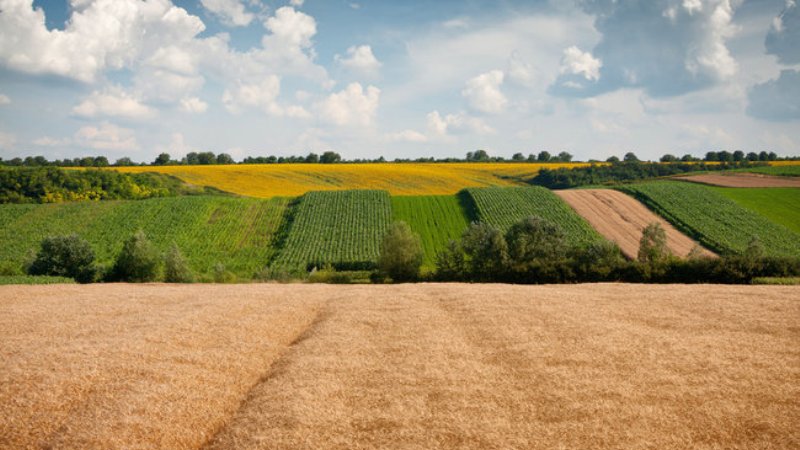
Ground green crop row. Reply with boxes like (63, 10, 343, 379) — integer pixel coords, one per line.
(621, 181, 800, 257)
(0, 196, 289, 277)
(392, 195, 472, 269)
(465, 186, 604, 248)
(271, 190, 392, 270)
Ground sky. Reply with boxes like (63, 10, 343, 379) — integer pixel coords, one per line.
(0, 0, 798, 162)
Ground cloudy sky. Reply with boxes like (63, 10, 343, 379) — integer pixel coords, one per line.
(0, 0, 798, 162)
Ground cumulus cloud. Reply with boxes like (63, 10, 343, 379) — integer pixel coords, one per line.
(222, 76, 310, 118)
(179, 97, 208, 114)
(765, 0, 800, 65)
(335, 45, 381, 76)
(317, 83, 380, 126)
(747, 69, 800, 121)
(0, 94, 9, 105)
(200, 0, 254, 27)
(72, 87, 155, 119)
(290, 0, 305, 6)
(74, 122, 139, 151)
(462, 70, 508, 114)
(553, 0, 740, 97)
(387, 130, 428, 143)
(560, 46, 602, 81)
(426, 110, 494, 137)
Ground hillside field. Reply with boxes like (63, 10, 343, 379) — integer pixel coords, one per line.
(622, 181, 800, 257)
(711, 187, 800, 235)
(1, 283, 798, 449)
(111, 162, 590, 197)
(392, 195, 472, 268)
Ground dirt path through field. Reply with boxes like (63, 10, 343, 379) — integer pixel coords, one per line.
(555, 189, 714, 259)
(2, 283, 798, 449)
(673, 173, 800, 187)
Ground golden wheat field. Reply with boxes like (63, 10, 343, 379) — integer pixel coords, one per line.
(113, 163, 590, 197)
(1, 283, 798, 449)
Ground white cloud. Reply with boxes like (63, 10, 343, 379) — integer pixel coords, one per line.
(264, 6, 316, 48)
(684, 0, 738, 81)
(179, 97, 208, 114)
(290, 0, 305, 6)
(462, 70, 507, 114)
(683, 0, 703, 15)
(335, 45, 381, 76)
(426, 110, 494, 137)
(72, 87, 155, 119)
(222, 76, 311, 118)
(74, 123, 139, 151)
(317, 83, 380, 126)
(0, 131, 15, 149)
(201, 0, 254, 27)
(506, 52, 536, 86)
(560, 46, 602, 82)
(33, 136, 70, 147)
(387, 130, 428, 143)
(0, 94, 9, 105)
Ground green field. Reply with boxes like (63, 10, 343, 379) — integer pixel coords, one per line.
(711, 187, 800, 235)
(392, 195, 472, 269)
(622, 181, 800, 257)
(0, 196, 289, 278)
(740, 165, 800, 177)
(465, 186, 603, 247)
(272, 190, 392, 270)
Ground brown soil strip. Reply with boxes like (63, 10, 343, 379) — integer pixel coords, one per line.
(673, 173, 800, 188)
(2, 283, 799, 449)
(555, 189, 715, 259)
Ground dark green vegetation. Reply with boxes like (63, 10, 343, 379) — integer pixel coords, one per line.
(28, 234, 97, 283)
(0, 196, 289, 279)
(740, 165, 800, 177)
(391, 195, 471, 269)
(466, 186, 602, 247)
(0, 275, 75, 285)
(531, 161, 763, 189)
(621, 182, 800, 257)
(0, 167, 221, 203)
(711, 187, 800, 234)
(271, 190, 392, 270)
(377, 221, 424, 282)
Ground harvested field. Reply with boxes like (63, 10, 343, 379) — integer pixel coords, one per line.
(555, 189, 714, 259)
(1, 283, 799, 449)
(673, 173, 800, 188)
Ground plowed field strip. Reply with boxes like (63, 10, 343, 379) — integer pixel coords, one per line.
(555, 189, 714, 259)
(673, 173, 800, 188)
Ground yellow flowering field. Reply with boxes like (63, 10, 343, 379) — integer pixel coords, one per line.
(113, 163, 591, 197)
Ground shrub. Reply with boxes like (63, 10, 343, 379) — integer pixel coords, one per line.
(461, 222, 508, 281)
(163, 244, 194, 283)
(435, 240, 467, 281)
(27, 234, 97, 283)
(638, 222, 668, 264)
(213, 263, 237, 283)
(109, 231, 161, 282)
(573, 240, 625, 281)
(378, 221, 424, 282)
(505, 216, 567, 268)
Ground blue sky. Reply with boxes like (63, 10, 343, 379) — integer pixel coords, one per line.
(0, 0, 798, 162)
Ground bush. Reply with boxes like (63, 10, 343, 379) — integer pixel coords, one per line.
(638, 222, 668, 264)
(163, 244, 194, 283)
(461, 222, 508, 281)
(27, 234, 97, 283)
(378, 221, 424, 282)
(434, 240, 467, 281)
(109, 231, 161, 282)
(213, 263, 237, 283)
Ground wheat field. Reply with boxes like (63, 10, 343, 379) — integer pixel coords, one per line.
(112, 163, 589, 197)
(1, 283, 798, 449)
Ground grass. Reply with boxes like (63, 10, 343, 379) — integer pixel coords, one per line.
(466, 186, 604, 247)
(739, 165, 800, 177)
(110, 162, 592, 197)
(1, 283, 798, 449)
(0, 275, 75, 285)
(391, 195, 472, 269)
(710, 187, 800, 234)
(271, 190, 392, 270)
(622, 181, 800, 257)
(751, 277, 800, 285)
(0, 196, 290, 279)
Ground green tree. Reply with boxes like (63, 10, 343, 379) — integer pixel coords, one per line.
(660, 154, 677, 162)
(378, 221, 424, 282)
(110, 230, 161, 282)
(461, 222, 508, 279)
(153, 153, 170, 165)
(114, 157, 135, 166)
(320, 151, 342, 163)
(28, 234, 97, 283)
(216, 153, 234, 164)
(557, 151, 573, 162)
(505, 216, 567, 269)
(623, 152, 639, 163)
(537, 151, 552, 162)
(435, 240, 466, 280)
(305, 152, 319, 163)
(638, 222, 669, 264)
(163, 243, 194, 283)
(606, 155, 620, 163)
(197, 152, 216, 165)
(511, 152, 525, 161)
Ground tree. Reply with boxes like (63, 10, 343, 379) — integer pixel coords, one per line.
(537, 151, 552, 162)
(681, 154, 695, 162)
(461, 222, 508, 279)
(28, 234, 97, 283)
(768, 151, 778, 161)
(320, 151, 341, 163)
(556, 151, 573, 162)
(705, 151, 719, 161)
(638, 222, 669, 264)
(153, 153, 170, 165)
(512, 152, 525, 161)
(93, 156, 109, 167)
(759, 151, 769, 161)
(114, 157, 134, 166)
(79, 156, 95, 167)
(110, 230, 161, 282)
(163, 244, 194, 283)
(305, 152, 319, 163)
(216, 153, 234, 164)
(378, 221, 424, 282)
(606, 155, 620, 163)
(623, 152, 639, 163)
(197, 152, 216, 165)
(505, 216, 566, 268)
(746, 152, 759, 161)
(660, 154, 677, 162)
(435, 240, 466, 280)
(185, 152, 199, 165)
(574, 240, 624, 281)
(467, 150, 490, 162)
(717, 150, 733, 162)
(733, 150, 745, 162)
